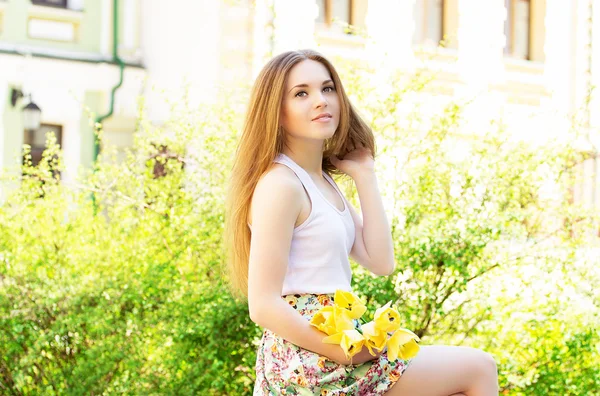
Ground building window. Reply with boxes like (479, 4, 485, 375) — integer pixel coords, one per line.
(568, 152, 600, 238)
(31, 0, 68, 8)
(316, 0, 352, 31)
(413, 0, 444, 46)
(504, 0, 530, 59)
(571, 153, 600, 209)
(23, 123, 62, 168)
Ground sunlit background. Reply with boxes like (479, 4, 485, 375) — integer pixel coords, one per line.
(1, 1, 599, 394)
(0, 0, 598, 208)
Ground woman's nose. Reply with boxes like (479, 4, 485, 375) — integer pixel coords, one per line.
(314, 93, 328, 108)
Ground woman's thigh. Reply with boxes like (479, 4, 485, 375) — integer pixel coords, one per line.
(384, 345, 498, 396)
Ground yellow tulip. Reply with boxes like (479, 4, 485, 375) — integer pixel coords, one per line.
(360, 321, 388, 356)
(332, 306, 356, 332)
(310, 306, 354, 335)
(374, 301, 401, 333)
(310, 306, 335, 334)
(334, 290, 367, 319)
(323, 329, 365, 360)
(387, 328, 420, 361)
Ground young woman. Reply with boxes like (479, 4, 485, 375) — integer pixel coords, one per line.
(225, 49, 499, 395)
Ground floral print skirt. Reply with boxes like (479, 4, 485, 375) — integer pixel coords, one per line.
(253, 293, 412, 395)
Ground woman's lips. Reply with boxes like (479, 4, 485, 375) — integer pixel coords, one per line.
(312, 116, 332, 123)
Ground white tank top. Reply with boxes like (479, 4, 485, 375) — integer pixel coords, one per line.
(249, 153, 356, 296)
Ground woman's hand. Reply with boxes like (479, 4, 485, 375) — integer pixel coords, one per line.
(329, 345, 382, 366)
(329, 146, 374, 181)
(348, 347, 383, 365)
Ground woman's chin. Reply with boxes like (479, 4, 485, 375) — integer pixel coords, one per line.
(316, 127, 337, 139)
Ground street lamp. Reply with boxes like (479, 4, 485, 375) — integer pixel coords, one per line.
(10, 88, 42, 131)
(22, 101, 42, 131)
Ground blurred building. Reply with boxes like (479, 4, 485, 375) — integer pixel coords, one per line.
(0, 0, 598, 209)
(0, 0, 145, 184)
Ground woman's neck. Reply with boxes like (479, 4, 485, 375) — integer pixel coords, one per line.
(281, 149, 324, 178)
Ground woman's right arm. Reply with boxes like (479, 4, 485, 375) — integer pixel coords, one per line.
(247, 167, 354, 365)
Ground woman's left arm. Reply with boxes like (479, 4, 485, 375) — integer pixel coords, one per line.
(330, 148, 395, 276)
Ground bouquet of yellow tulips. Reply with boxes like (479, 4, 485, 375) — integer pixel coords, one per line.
(309, 290, 420, 362)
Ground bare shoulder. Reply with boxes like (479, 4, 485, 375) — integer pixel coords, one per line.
(249, 163, 303, 225)
(254, 163, 304, 201)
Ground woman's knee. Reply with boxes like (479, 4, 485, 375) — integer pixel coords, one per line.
(482, 351, 497, 372)
(474, 350, 498, 379)
(384, 345, 497, 396)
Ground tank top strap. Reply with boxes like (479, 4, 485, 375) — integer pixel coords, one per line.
(273, 153, 320, 198)
(249, 153, 320, 230)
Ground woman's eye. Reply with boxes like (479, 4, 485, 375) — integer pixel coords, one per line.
(295, 86, 335, 97)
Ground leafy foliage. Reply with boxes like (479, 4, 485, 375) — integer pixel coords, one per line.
(0, 65, 598, 395)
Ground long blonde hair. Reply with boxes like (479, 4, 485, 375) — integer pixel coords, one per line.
(224, 49, 375, 298)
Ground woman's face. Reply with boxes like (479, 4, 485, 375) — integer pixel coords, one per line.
(280, 59, 341, 142)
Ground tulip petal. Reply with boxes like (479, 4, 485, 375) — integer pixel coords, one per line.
(398, 339, 420, 360)
(323, 332, 344, 344)
(310, 306, 340, 335)
(392, 328, 421, 344)
(332, 306, 355, 332)
(374, 301, 401, 333)
(374, 301, 392, 317)
(387, 344, 398, 361)
(387, 328, 420, 361)
(334, 290, 367, 319)
(340, 329, 365, 359)
(360, 321, 387, 356)
(361, 321, 377, 336)
(309, 306, 334, 327)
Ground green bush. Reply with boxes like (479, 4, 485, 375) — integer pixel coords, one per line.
(335, 58, 600, 395)
(0, 63, 598, 395)
(0, 92, 260, 395)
